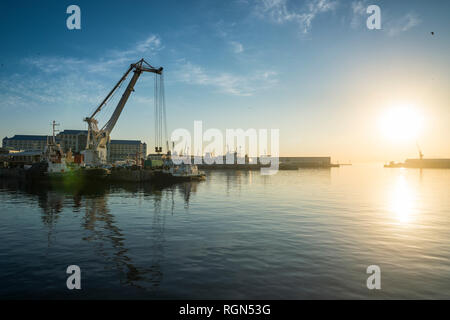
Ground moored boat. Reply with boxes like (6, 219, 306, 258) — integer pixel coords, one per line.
(162, 159, 206, 181)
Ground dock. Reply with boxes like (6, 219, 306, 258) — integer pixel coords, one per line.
(385, 158, 450, 169)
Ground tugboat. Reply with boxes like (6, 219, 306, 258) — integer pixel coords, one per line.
(43, 140, 70, 176)
(167, 163, 206, 181)
(36, 121, 109, 182)
(41, 121, 79, 179)
(162, 156, 206, 181)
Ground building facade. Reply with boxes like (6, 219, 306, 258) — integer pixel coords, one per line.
(3, 133, 147, 164)
(278, 156, 331, 167)
(6, 150, 43, 166)
(2, 135, 49, 152)
(56, 130, 88, 153)
(107, 140, 147, 163)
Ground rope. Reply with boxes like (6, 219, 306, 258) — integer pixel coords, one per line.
(99, 76, 126, 131)
(98, 79, 124, 126)
(153, 71, 167, 153)
(161, 72, 168, 152)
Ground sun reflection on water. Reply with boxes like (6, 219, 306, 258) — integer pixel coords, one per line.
(390, 174, 417, 224)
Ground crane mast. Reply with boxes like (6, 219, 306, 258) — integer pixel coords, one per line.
(82, 59, 163, 166)
(416, 141, 424, 160)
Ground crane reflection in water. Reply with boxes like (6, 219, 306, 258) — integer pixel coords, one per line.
(0, 179, 199, 292)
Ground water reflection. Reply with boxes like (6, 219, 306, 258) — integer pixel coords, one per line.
(1, 166, 450, 299)
(0, 179, 200, 291)
(177, 181, 199, 207)
(389, 173, 417, 224)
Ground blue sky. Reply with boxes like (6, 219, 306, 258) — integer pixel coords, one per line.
(0, 0, 449, 161)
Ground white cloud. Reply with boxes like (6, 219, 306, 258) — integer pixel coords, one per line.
(214, 21, 245, 54)
(350, 0, 367, 29)
(24, 34, 163, 74)
(386, 13, 421, 36)
(3, 34, 163, 114)
(0, 72, 106, 113)
(230, 41, 244, 53)
(173, 59, 278, 96)
(135, 35, 162, 53)
(256, 0, 338, 33)
(23, 56, 86, 73)
(215, 20, 230, 38)
(10, 31, 276, 117)
(89, 34, 163, 73)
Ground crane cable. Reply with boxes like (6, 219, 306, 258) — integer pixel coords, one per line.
(154, 73, 159, 152)
(98, 79, 125, 127)
(161, 72, 168, 152)
(154, 71, 167, 153)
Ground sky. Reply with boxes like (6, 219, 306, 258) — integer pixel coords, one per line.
(0, 0, 449, 162)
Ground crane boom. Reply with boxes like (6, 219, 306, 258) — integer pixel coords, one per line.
(82, 58, 163, 166)
(103, 68, 142, 135)
(88, 65, 133, 121)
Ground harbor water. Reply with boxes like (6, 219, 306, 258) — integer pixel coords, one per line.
(0, 164, 449, 299)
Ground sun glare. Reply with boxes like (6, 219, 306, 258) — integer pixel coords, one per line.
(389, 174, 416, 224)
(379, 105, 424, 142)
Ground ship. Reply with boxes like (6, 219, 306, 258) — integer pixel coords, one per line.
(162, 157, 206, 181)
(384, 158, 450, 169)
(384, 143, 450, 169)
(23, 121, 109, 182)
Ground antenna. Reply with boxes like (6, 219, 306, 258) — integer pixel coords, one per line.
(51, 120, 60, 144)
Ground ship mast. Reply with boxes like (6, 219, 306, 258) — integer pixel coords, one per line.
(51, 120, 60, 145)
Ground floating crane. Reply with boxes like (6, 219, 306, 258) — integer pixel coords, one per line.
(82, 59, 164, 166)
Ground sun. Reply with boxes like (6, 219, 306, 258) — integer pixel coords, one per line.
(378, 105, 424, 142)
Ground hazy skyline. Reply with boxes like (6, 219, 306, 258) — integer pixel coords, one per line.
(0, 0, 449, 162)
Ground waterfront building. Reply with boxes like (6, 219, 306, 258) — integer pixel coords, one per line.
(404, 158, 450, 168)
(2, 135, 49, 152)
(107, 140, 147, 163)
(3, 132, 147, 164)
(6, 150, 43, 166)
(0, 147, 11, 166)
(56, 130, 88, 153)
(278, 156, 331, 167)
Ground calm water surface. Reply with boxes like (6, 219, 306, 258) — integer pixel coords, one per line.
(0, 164, 449, 299)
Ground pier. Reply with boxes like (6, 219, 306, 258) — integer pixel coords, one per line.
(385, 158, 450, 169)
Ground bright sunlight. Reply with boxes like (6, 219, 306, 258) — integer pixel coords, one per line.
(379, 105, 424, 143)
